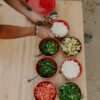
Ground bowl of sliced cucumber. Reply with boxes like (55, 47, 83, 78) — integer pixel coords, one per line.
(61, 37, 82, 56)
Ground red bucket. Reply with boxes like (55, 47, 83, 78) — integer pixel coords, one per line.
(25, 0, 55, 16)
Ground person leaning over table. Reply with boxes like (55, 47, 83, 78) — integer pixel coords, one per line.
(0, 0, 53, 39)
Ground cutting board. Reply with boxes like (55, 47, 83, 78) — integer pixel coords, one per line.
(0, 0, 87, 100)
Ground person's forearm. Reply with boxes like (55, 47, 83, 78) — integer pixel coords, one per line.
(0, 25, 34, 39)
(4, 0, 46, 23)
(0, 25, 50, 39)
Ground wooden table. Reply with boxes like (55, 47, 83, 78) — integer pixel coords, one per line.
(0, 0, 87, 100)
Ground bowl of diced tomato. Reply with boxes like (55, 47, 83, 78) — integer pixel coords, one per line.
(34, 81, 57, 100)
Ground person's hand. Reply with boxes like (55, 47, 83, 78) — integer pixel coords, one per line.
(38, 26, 54, 38)
(29, 13, 48, 23)
(0, 25, 54, 39)
(4, 0, 48, 24)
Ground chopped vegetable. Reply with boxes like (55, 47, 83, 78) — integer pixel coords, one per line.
(34, 82, 56, 100)
(38, 59, 56, 77)
(51, 22, 68, 37)
(61, 37, 81, 56)
(40, 39, 58, 55)
(58, 83, 83, 100)
(61, 60, 80, 79)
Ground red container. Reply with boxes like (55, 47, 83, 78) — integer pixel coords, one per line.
(50, 20, 70, 37)
(25, 0, 55, 16)
(39, 37, 59, 56)
(36, 57, 57, 78)
(61, 58, 82, 80)
(34, 81, 57, 100)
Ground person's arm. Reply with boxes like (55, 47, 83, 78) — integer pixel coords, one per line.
(4, 0, 47, 23)
(0, 25, 51, 39)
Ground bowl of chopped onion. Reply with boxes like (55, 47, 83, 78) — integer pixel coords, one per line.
(61, 58, 82, 80)
(50, 20, 70, 38)
(61, 37, 82, 57)
(34, 81, 57, 100)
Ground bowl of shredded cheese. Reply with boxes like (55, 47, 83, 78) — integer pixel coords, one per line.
(50, 20, 69, 38)
(61, 58, 82, 80)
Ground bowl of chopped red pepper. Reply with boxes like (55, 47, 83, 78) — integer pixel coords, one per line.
(34, 81, 57, 100)
(36, 57, 57, 78)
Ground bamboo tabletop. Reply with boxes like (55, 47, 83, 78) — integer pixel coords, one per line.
(0, 0, 87, 100)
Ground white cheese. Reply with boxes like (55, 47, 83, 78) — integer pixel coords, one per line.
(61, 60, 80, 79)
(51, 22, 68, 37)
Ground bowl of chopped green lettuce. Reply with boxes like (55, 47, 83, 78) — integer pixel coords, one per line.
(36, 57, 57, 78)
(58, 82, 84, 100)
(39, 38, 59, 56)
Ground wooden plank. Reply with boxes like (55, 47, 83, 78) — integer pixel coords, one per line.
(0, 0, 87, 100)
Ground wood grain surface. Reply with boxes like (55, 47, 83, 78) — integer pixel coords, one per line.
(0, 0, 87, 100)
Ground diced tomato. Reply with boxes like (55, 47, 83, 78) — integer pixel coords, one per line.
(34, 82, 56, 100)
